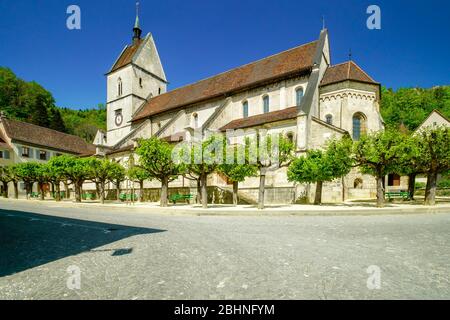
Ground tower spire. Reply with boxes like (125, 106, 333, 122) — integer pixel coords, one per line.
(133, 1, 142, 44)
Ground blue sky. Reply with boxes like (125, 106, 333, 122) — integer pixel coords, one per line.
(0, 0, 449, 110)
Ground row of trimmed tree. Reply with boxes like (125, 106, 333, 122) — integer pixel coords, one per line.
(1, 126, 448, 208)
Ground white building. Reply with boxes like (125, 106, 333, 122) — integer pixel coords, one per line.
(95, 14, 385, 204)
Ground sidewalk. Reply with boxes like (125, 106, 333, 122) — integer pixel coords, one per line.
(1, 197, 449, 217)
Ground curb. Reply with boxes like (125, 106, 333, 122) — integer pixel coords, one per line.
(1, 198, 449, 217)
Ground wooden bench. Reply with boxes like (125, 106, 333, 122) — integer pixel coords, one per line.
(119, 193, 138, 202)
(386, 191, 410, 201)
(170, 194, 193, 204)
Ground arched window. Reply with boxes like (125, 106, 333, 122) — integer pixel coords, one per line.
(243, 101, 249, 118)
(354, 178, 363, 189)
(325, 114, 333, 125)
(286, 132, 294, 144)
(118, 78, 123, 96)
(263, 95, 270, 113)
(296, 87, 304, 107)
(193, 113, 199, 129)
(352, 113, 367, 140)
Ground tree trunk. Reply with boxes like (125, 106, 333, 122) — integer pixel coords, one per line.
(51, 183, 55, 198)
(258, 169, 266, 210)
(196, 179, 202, 204)
(201, 173, 208, 209)
(75, 182, 82, 202)
(39, 183, 45, 200)
(64, 182, 70, 199)
(139, 181, 144, 202)
(232, 181, 238, 206)
(424, 172, 438, 206)
(95, 182, 101, 199)
(100, 182, 105, 204)
(376, 175, 385, 208)
(2, 181, 8, 198)
(115, 180, 121, 201)
(13, 182, 18, 199)
(55, 183, 61, 202)
(314, 181, 323, 205)
(160, 176, 169, 207)
(408, 173, 416, 200)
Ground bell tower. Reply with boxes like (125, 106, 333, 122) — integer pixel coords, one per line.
(105, 2, 168, 147)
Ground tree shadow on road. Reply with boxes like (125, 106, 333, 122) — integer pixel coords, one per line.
(0, 209, 166, 277)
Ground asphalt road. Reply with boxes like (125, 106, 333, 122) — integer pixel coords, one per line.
(0, 201, 449, 299)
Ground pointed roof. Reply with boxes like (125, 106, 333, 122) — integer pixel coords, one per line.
(320, 61, 378, 86)
(132, 40, 319, 122)
(109, 39, 144, 74)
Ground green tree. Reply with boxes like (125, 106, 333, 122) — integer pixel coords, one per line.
(47, 155, 72, 201)
(415, 127, 450, 205)
(136, 137, 185, 207)
(61, 156, 93, 202)
(34, 163, 51, 200)
(352, 130, 409, 208)
(180, 135, 223, 209)
(218, 144, 257, 206)
(288, 137, 353, 205)
(249, 133, 294, 210)
(127, 166, 151, 202)
(89, 158, 125, 204)
(14, 162, 41, 198)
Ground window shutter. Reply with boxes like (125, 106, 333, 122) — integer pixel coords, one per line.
(46, 152, 51, 160)
(4, 150, 10, 159)
(36, 149, 41, 159)
(29, 148, 34, 158)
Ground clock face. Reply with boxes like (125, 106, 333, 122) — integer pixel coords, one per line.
(115, 113, 123, 127)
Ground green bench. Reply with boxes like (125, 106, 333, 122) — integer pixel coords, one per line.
(119, 193, 138, 202)
(169, 194, 193, 204)
(386, 191, 410, 201)
(30, 192, 40, 199)
(82, 193, 96, 200)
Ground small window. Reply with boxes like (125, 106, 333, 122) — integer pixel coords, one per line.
(158, 88, 161, 95)
(286, 132, 294, 144)
(39, 150, 47, 161)
(263, 95, 269, 113)
(22, 147, 30, 158)
(388, 174, 401, 187)
(139, 78, 143, 88)
(193, 113, 199, 129)
(354, 178, 363, 189)
(352, 113, 367, 141)
(243, 101, 249, 118)
(118, 78, 123, 96)
(55, 153, 62, 157)
(296, 87, 304, 107)
(325, 114, 333, 125)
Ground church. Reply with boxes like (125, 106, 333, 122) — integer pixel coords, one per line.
(94, 13, 385, 204)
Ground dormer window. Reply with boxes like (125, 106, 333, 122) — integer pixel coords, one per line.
(118, 78, 123, 96)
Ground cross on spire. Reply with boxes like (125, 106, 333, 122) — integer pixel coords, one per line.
(322, 15, 326, 30)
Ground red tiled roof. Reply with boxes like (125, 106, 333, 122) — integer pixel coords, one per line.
(320, 61, 378, 86)
(1, 118, 96, 155)
(160, 131, 186, 143)
(132, 41, 318, 122)
(220, 107, 298, 131)
(109, 39, 143, 73)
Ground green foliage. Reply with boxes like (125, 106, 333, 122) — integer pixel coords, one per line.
(218, 145, 258, 183)
(0, 66, 105, 142)
(14, 162, 41, 183)
(136, 137, 184, 182)
(89, 158, 125, 184)
(288, 137, 353, 184)
(183, 135, 224, 178)
(127, 166, 151, 183)
(415, 126, 450, 175)
(381, 86, 450, 131)
(248, 133, 295, 170)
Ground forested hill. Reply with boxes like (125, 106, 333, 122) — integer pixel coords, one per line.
(0, 67, 105, 142)
(381, 86, 450, 131)
(1, 66, 449, 142)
